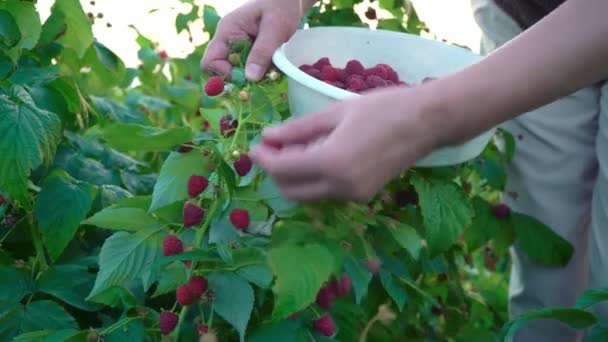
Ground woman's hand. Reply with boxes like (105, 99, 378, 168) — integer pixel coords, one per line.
(250, 86, 444, 202)
(200, 0, 314, 82)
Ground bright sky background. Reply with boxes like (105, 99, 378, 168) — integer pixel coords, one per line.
(36, 0, 482, 67)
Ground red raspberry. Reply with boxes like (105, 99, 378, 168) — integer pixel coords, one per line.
(492, 203, 511, 219)
(299, 64, 314, 72)
(337, 274, 352, 296)
(176, 284, 193, 305)
(187, 276, 209, 298)
(376, 63, 399, 82)
(313, 57, 331, 70)
(365, 75, 387, 88)
(158, 50, 168, 59)
(220, 115, 238, 137)
(229, 209, 250, 230)
(197, 325, 209, 336)
(163, 235, 183, 256)
(314, 314, 336, 337)
(159, 311, 179, 335)
(364, 258, 381, 275)
(188, 175, 209, 198)
(345, 60, 365, 76)
(315, 285, 335, 309)
(364, 66, 389, 80)
(325, 81, 345, 89)
(346, 75, 367, 93)
(204, 76, 224, 96)
(320, 66, 341, 82)
(365, 7, 377, 20)
(183, 202, 205, 227)
(178, 141, 193, 153)
(233, 153, 253, 176)
(304, 68, 321, 79)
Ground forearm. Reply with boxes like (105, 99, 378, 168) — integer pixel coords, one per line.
(421, 0, 608, 146)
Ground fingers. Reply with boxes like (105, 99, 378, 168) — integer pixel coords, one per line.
(245, 15, 289, 81)
(200, 16, 250, 78)
(262, 108, 343, 147)
(250, 143, 324, 181)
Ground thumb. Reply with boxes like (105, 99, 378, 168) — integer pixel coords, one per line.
(262, 108, 342, 147)
(245, 17, 289, 82)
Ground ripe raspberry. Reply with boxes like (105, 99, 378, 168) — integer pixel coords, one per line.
(345, 59, 365, 76)
(314, 314, 336, 337)
(233, 153, 253, 176)
(492, 203, 511, 219)
(337, 274, 352, 296)
(315, 285, 335, 309)
(299, 64, 314, 72)
(188, 175, 209, 198)
(320, 65, 341, 82)
(365, 7, 377, 20)
(220, 115, 238, 137)
(364, 258, 381, 275)
(304, 68, 321, 79)
(187, 276, 209, 298)
(158, 50, 168, 59)
(176, 284, 193, 305)
(364, 66, 389, 80)
(337, 68, 348, 82)
(346, 75, 367, 93)
(204, 76, 224, 97)
(229, 209, 250, 230)
(326, 81, 345, 89)
(163, 235, 183, 256)
(183, 202, 205, 227)
(313, 57, 331, 70)
(159, 311, 179, 335)
(376, 63, 399, 82)
(197, 325, 209, 336)
(365, 75, 387, 88)
(178, 141, 193, 153)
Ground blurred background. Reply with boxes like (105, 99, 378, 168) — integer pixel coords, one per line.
(35, 0, 482, 67)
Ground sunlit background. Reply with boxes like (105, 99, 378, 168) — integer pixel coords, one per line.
(36, 0, 482, 67)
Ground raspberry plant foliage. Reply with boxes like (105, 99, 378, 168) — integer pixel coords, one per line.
(0, 0, 602, 341)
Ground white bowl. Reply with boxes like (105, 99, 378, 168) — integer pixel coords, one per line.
(271, 26, 496, 167)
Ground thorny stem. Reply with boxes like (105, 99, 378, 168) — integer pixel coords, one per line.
(102, 317, 141, 335)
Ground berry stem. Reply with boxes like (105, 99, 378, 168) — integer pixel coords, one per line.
(309, 305, 322, 318)
(28, 217, 48, 272)
(0, 215, 24, 245)
(195, 199, 219, 247)
(172, 305, 189, 341)
(101, 317, 141, 335)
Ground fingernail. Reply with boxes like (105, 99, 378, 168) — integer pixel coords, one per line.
(245, 63, 264, 81)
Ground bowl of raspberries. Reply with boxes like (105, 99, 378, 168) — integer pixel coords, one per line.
(272, 26, 497, 166)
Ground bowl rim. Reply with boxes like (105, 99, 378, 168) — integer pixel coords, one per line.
(271, 26, 481, 101)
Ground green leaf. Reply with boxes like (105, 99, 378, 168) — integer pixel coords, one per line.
(268, 244, 334, 320)
(202, 5, 220, 37)
(13, 329, 84, 342)
(0, 1, 41, 59)
(37, 264, 100, 311)
(343, 256, 372, 304)
(498, 128, 516, 162)
(575, 288, 608, 309)
(500, 308, 597, 339)
(35, 170, 97, 261)
(258, 177, 298, 217)
(473, 157, 506, 189)
(87, 226, 165, 302)
(464, 197, 499, 251)
(379, 269, 407, 311)
(412, 176, 474, 256)
(511, 213, 573, 266)
(0, 86, 61, 201)
(0, 10, 21, 50)
(51, 0, 93, 57)
(105, 318, 144, 342)
(248, 319, 308, 342)
(208, 272, 254, 342)
(151, 262, 188, 298)
(87, 123, 192, 152)
(385, 220, 422, 260)
(237, 264, 273, 289)
(0, 266, 34, 307)
(0, 300, 78, 341)
(587, 323, 608, 342)
(149, 150, 211, 211)
(90, 96, 144, 124)
(82, 207, 161, 231)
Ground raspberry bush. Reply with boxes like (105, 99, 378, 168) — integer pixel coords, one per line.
(0, 0, 604, 341)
